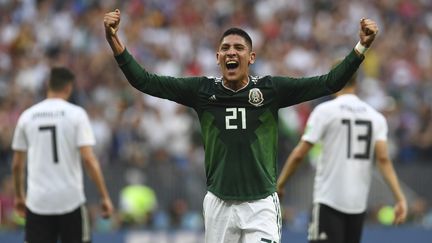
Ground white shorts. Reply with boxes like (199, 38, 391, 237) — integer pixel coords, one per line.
(203, 191, 281, 243)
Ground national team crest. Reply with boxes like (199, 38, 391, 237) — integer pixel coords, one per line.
(248, 88, 264, 107)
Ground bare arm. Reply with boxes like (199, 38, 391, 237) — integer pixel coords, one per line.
(104, 9, 125, 55)
(277, 140, 314, 200)
(375, 140, 407, 224)
(80, 146, 114, 218)
(11, 151, 26, 217)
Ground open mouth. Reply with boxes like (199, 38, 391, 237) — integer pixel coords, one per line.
(226, 61, 239, 70)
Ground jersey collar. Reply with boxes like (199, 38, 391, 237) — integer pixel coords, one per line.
(221, 76, 250, 93)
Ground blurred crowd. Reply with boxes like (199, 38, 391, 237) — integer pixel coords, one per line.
(1, 0, 432, 232)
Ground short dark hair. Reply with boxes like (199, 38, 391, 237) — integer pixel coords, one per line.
(48, 67, 75, 91)
(220, 27, 253, 50)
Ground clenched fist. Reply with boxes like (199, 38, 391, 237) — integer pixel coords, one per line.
(359, 18, 378, 47)
(104, 9, 121, 36)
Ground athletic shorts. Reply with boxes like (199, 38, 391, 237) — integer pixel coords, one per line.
(308, 203, 365, 243)
(203, 191, 281, 243)
(25, 205, 91, 243)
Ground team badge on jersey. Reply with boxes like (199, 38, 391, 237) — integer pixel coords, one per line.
(248, 88, 264, 107)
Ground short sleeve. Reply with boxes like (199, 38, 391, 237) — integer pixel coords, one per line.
(374, 114, 388, 142)
(12, 115, 28, 151)
(76, 109, 96, 147)
(301, 106, 327, 144)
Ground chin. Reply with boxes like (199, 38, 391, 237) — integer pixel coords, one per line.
(223, 72, 241, 81)
(224, 76, 240, 83)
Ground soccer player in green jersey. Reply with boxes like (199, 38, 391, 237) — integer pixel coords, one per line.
(104, 9, 378, 243)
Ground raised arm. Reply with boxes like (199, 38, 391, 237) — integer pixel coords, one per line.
(104, 9, 125, 55)
(103, 9, 202, 107)
(275, 18, 379, 107)
(375, 140, 407, 225)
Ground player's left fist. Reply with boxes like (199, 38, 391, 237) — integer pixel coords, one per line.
(359, 18, 378, 47)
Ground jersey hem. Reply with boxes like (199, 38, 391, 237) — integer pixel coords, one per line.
(315, 199, 366, 214)
(26, 200, 85, 215)
(208, 188, 276, 201)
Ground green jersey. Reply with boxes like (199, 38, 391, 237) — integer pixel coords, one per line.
(115, 49, 363, 200)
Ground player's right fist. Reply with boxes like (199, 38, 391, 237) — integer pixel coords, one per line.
(104, 9, 121, 36)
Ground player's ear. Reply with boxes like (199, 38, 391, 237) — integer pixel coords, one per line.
(216, 52, 220, 65)
(249, 51, 256, 65)
(65, 83, 74, 97)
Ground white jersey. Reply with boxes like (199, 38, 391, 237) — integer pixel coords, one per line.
(12, 98, 95, 215)
(302, 94, 387, 214)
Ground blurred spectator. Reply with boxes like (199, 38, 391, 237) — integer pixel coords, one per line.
(119, 169, 157, 228)
(168, 198, 203, 231)
(87, 202, 118, 233)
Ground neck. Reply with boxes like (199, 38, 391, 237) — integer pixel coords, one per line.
(336, 86, 356, 97)
(223, 77, 249, 91)
(47, 91, 69, 100)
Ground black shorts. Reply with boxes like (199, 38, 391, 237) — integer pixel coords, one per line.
(308, 203, 365, 243)
(25, 205, 91, 243)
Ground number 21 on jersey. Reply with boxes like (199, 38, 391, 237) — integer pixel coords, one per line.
(225, 108, 246, 130)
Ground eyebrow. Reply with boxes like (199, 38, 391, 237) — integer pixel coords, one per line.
(220, 43, 248, 49)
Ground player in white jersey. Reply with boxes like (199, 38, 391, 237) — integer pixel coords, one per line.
(11, 67, 114, 243)
(277, 65, 407, 243)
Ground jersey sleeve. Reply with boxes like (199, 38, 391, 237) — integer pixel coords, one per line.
(301, 105, 327, 144)
(374, 113, 388, 142)
(273, 49, 364, 107)
(115, 49, 202, 108)
(76, 108, 96, 147)
(12, 114, 28, 151)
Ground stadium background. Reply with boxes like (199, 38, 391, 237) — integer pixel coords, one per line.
(0, 0, 431, 242)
